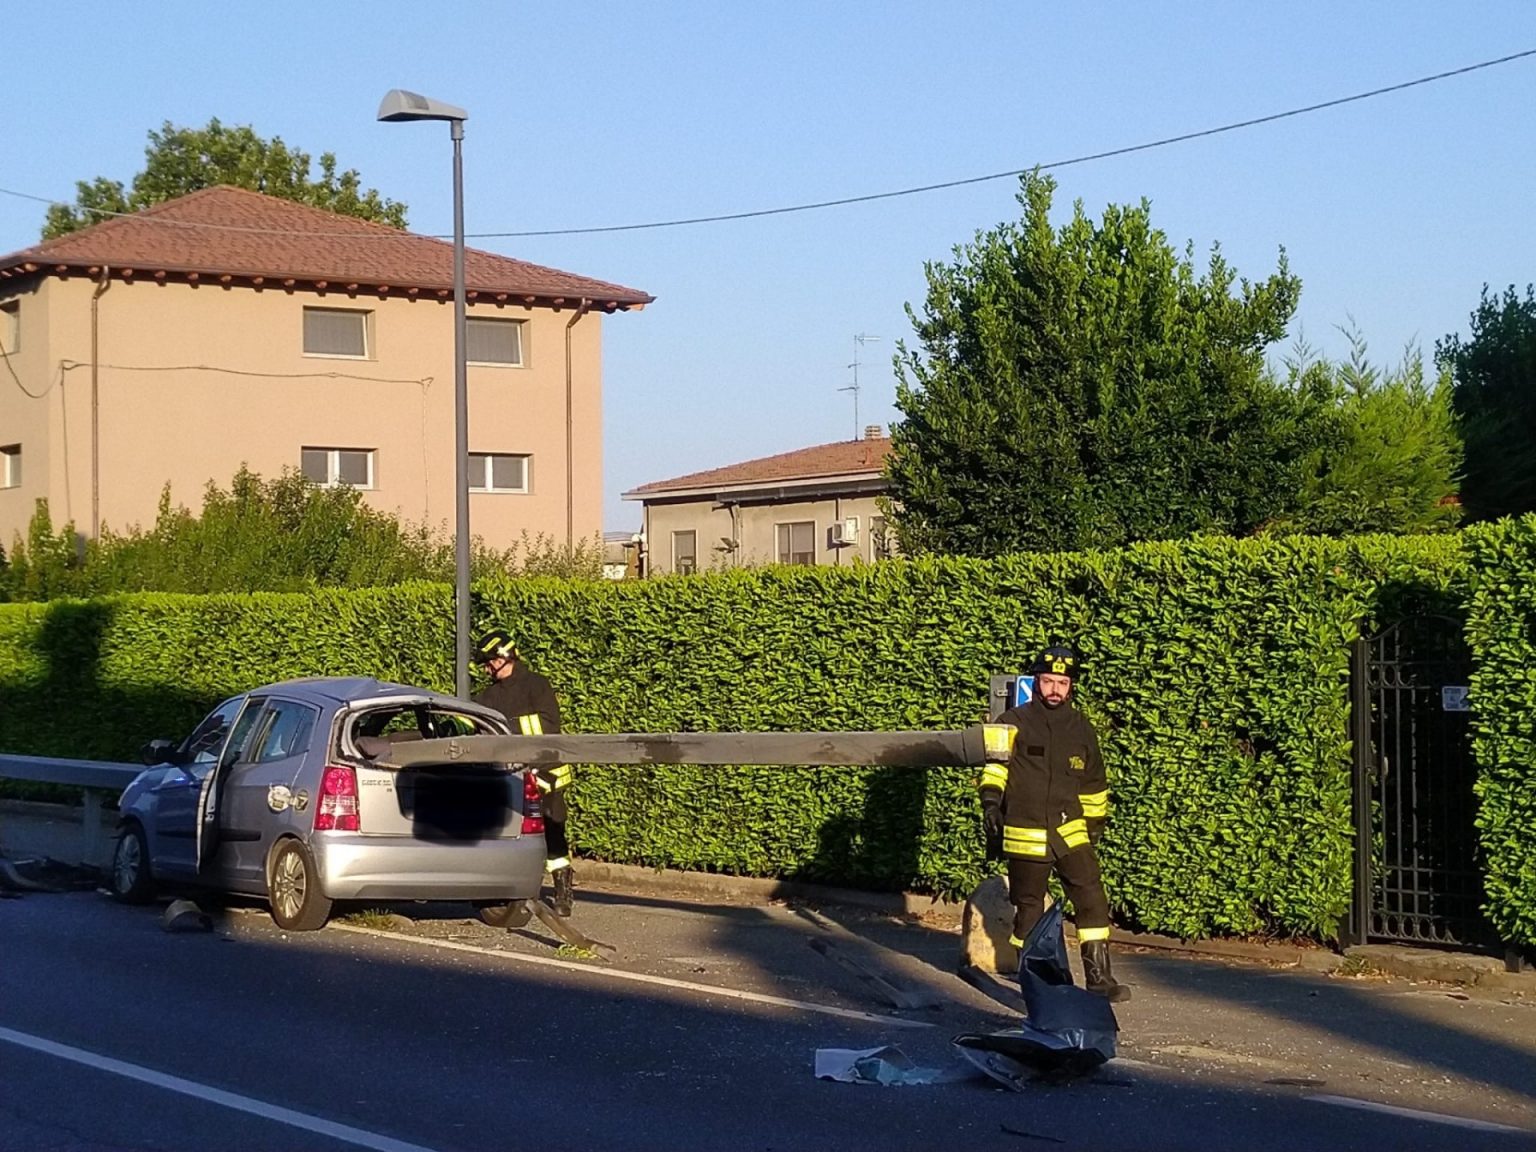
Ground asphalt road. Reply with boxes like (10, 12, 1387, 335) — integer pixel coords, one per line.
(2, 888, 1533, 1152)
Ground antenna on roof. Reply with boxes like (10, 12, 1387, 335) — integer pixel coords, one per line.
(840, 333, 880, 441)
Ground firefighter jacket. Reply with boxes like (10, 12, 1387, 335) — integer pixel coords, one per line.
(978, 696, 1109, 860)
(472, 663, 571, 793)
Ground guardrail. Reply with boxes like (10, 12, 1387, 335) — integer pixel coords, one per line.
(0, 754, 140, 867)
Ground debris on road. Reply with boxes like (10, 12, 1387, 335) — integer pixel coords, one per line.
(954, 903, 1118, 1083)
(814, 1045, 974, 1086)
(162, 899, 214, 933)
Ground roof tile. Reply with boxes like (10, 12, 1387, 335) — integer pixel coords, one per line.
(0, 186, 652, 305)
(626, 437, 891, 497)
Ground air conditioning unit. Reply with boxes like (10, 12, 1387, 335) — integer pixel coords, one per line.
(828, 517, 861, 547)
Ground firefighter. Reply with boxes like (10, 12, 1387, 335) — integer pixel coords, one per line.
(979, 645, 1130, 1002)
(471, 629, 576, 916)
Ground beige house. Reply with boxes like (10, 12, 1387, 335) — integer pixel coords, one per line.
(623, 427, 895, 575)
(0, 186, 651, 551)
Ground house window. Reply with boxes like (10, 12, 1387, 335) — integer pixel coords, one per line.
(0, 444, 19, 489)
(466, 317, 525, 366)
(302, 307, 370, 358)
(469, 452, 530, 493)
(672, 530, 697, 575)
(0, 301, 18, 354)
(301, 447, 375, 489)
(870, 515, 893, 561)
(776, 521, 816, 566)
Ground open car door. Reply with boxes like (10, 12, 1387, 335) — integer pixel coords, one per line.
(196, 696, 268, 871)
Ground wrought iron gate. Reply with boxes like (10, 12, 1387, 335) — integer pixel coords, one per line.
(1347, 616, 1489, 948)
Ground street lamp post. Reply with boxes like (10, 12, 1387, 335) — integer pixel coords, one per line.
(378, 89, 473, 698)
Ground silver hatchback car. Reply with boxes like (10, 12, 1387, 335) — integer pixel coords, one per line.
(109, 677, 546, 930)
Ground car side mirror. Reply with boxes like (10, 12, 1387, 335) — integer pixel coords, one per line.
(141, 738, 178, 766)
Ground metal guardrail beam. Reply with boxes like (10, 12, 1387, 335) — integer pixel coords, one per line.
(0, 754, 140, 791)
(373, 728, 992, 769)
(0, 755, 141, 869)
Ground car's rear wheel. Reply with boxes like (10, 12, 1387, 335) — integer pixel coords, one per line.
(267, 840, 332, 931)
(109, 823, 155, 904)
(476, 900, 533, 929)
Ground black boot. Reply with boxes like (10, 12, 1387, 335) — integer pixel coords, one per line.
(1080, 940, 1131, 1002)
(551, 865, 574, 918)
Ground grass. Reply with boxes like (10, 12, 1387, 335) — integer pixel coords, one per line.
(339, 908, 399, 930)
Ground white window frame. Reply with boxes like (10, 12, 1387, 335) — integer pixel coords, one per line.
(672, 530, 698, 575)
(0, 444, 19, 489)
(776, 520, 816, 566)
(301, 447, 376, 490)
(465, 316, 526, 368)
(468, 452, 530, 494)
(0, 301, 18, 355)
(302, 307, 372, 360)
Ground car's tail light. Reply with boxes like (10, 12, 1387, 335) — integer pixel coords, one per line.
(314, 765, 360, 832)
(521, 770, 544, 836)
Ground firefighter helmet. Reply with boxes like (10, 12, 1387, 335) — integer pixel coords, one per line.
(1031, 645, 1081, 680)
(472, 629, 518, 665)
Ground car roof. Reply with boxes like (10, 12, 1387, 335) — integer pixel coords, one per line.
(252, 677, 467, 707)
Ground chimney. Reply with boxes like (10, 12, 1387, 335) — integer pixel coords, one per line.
(863, 424, 884, 440)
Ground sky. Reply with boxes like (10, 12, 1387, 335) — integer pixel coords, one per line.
(4, 4, 1534, 530)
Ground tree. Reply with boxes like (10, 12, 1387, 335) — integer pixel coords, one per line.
(43, 119, 408, 239)
(1270, 330, 1462, 536)
(886, 173, 1331, 555)
(1436, 284, 1536, 522)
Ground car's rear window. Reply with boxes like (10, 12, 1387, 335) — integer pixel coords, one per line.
(347, 703, 501, 752)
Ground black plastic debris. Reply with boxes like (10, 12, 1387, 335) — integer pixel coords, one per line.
(952, 903, 1117, 1084)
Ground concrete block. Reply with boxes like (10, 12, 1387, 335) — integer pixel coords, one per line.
(961, 875, 1018, 975)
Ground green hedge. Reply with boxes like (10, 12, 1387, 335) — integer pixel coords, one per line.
(0, 535, 1476, 941)
(1464, 520, 1536, 948)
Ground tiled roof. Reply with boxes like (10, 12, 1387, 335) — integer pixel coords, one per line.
(625, 436, 891, 498)
(0, 186, 652, 309)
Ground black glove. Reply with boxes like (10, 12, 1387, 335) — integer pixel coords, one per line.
(1087, 817, 1106, 847)
(982, 800, 1005, 861)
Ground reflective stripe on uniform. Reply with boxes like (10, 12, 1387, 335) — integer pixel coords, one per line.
(1057, 818, 1090, 848)
(979, 763, 1010, 790)
(1077, 925, 1111, 942)
(537, 763, 574, 794)
(982, 724, 1018, 761)
(1008, 935, 1025, 949)
(1002, 825, 1049, 857)
(1079, 789, 1109, 818)
(545, 856, 571, 873)
(517, 713, 544, 736)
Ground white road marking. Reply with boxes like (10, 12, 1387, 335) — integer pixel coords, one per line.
(0, 1025, 442, 1152)
(1308, 1094, 1532, 1135)
(329, 923, 936, 1029)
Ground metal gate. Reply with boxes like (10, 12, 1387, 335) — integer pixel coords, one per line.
(1347, 616, 1489, 948)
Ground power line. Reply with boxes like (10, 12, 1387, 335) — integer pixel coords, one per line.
(2, 48, 1532, 244)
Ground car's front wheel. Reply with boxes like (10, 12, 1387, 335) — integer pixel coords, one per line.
(109, 822, 155, 904)
(267, 840, 332, 931)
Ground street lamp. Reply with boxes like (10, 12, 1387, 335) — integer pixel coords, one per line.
(378, 89, 473, 699)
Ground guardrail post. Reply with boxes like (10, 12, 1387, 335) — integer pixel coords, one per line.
(81, 789, 105, 869)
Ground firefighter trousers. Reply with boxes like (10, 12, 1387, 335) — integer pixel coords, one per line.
(1007, 847, 1111, 945)
(543, 791, 570, 869)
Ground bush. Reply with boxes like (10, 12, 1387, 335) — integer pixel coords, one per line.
(1463, 518, 1536, 948)
(0, 534, 1474, 941)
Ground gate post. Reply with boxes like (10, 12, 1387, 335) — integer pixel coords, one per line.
(1342, 635, 1373, 947)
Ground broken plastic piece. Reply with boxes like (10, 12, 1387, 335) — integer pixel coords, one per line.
(814, 1045, 973, 1086)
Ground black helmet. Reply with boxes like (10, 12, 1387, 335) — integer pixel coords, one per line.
(1031, 645, 1081, 679)
(472, 629, 517, 665)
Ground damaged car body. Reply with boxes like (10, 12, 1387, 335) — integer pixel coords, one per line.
(109, 677, 546, 930)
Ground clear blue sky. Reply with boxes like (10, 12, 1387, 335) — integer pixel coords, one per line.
(5, 4, 1534, 530)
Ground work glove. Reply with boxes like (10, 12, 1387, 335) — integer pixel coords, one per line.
(982, 799, 1005, 862)
(1088, 817, 1106, 847)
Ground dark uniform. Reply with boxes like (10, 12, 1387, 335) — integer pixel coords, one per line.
(979, 645, 1128, 1001)
(471, 631, 576, 913)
